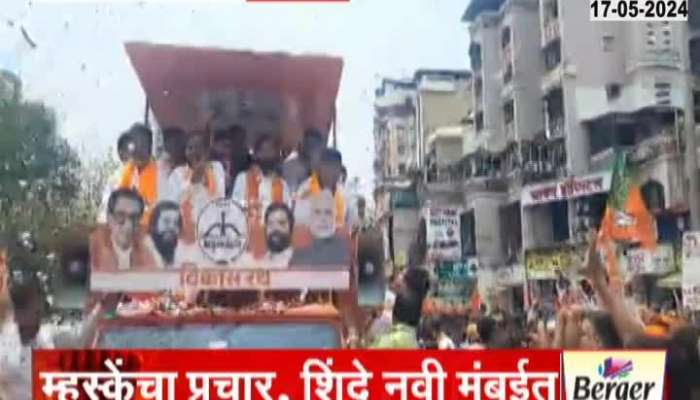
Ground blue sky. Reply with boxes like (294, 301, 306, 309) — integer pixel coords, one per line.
(0, 0, 470, 195)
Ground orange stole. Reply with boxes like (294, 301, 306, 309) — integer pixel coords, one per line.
(246, 166, 285, 258)
(308, 173, 346, 227)
(118, 160, 159, 226)
(180, 164, 220, 244)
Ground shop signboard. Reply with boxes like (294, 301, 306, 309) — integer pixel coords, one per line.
(682, 232, 700, 310)
(495, 264, 525, 287)
(522, 172, 611, 207)
(622, 244, 675, 276)
(424, 207, 462, 261)
(433, 258, 478, 301)
(525, 246, 586, 280)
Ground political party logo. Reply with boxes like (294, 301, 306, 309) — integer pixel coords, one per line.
(564, 351, 665, 400)
(598, 358, 633, 379)
(196, 199, 248, 264)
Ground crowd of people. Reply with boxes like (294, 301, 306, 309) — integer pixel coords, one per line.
(92, 123, 367, 270)
(366, 231, 700, 399)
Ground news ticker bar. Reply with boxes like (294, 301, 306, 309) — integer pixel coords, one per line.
(33, 350, 667, 400)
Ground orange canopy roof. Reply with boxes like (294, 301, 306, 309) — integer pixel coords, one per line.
(124, 42, 344, 150)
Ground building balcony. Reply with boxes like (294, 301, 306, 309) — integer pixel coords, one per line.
(542, 20, 560, 48)
(541, 64, 563, 93)
(546, 117, 565, 138)
(628, 131, 679, 165)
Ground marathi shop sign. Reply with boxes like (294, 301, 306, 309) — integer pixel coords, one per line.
(522, 172, 611, 207)
(424, 207, 462, 261)
(622, 244, 674, 276)
(433, 258, 478, 301)
(682, 232, 700, 310)
(525, 245, 586, 280)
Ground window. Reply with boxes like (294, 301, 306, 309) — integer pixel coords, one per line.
(690, 38, 700, 75)
(641, 180, 665, 212)
(398, 163, 406, 175)
(606, 83, 621, 100)
(499, 203, 522, 260)
(461, 211, 476, 257)
(503, 100, 515, 124)
(543, 43, 562, 71)
(602, 35, 615, 52)
(616, 124, 636, 147)
(397, 144, 406, 155)
(550, 201, 570, 242)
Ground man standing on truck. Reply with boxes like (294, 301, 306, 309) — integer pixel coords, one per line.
(210, 125, 251, 196)
(111, 123, 170, 226)
(233, 134, 291, 211)
(157, 126, 187, 177)
(282, 128, 325, 193)
(232, 134, 291, 258)
(295, 148, 347, 228)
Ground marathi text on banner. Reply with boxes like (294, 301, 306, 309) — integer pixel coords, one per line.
(34, 350, 562, 400)
(432, 259, 478, 302)
(621, 244, 674, 276)
(522, 172, 612, 207)
(91, 195, 353, 293)
(525, 245, 586, 280)
(424, 207, 462, 262)
(682, 232, 700, 310)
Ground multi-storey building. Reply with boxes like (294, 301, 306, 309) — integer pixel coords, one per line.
(461, 0, 700, 310)
(374, 79, 418, 183)
(374, 70, 473, 270)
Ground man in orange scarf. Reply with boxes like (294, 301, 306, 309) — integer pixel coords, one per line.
(232, 134, 291, 257)
(295, 148, 347, 228)
(232, 134, 291, 214)
(104, 124, 169, 227)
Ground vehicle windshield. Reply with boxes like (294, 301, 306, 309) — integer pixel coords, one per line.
(98, 322, 340, 349)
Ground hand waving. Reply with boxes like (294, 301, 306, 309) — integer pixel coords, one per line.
(580, 230, 606, 285)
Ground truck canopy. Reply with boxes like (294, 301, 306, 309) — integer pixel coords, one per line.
(125, 42, 344, 150)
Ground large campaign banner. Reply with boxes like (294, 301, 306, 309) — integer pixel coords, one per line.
(682, 232, 700, 310)
(91, 193, 352, 293)
(424, 207, 462, 262)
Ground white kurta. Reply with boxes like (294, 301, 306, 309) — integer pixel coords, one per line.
(166, 162, 226, 264)
(231, 170, 292, 213)
(0, 309, 100, 400)
(167, 162, 226, 211)
(0, 321, 54, 400)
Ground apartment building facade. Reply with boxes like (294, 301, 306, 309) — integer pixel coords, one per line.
(373, 70, 473, 270)
(460, 0, 700, 311)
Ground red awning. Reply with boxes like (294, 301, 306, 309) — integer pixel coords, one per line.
(124, 42, 344, 150)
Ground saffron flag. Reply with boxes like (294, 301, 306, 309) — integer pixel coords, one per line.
(598, 152, 657, 284)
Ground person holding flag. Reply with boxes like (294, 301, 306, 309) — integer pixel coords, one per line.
(597, 151, 657, 292)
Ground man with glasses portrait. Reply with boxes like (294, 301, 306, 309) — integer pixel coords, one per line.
(90, 188, 160, 271)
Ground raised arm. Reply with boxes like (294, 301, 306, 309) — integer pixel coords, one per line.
(581, 231, 644, 345)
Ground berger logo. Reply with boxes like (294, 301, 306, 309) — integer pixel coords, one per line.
(564, 352, 665, 400)
(598, 358, 633, 379)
